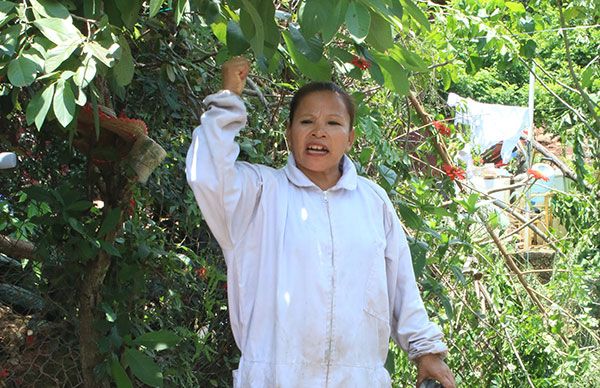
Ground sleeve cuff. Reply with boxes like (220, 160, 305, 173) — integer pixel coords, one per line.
(408, 342, 449, 361)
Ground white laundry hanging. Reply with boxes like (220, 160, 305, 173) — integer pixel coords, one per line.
(447, 93, 531, 163)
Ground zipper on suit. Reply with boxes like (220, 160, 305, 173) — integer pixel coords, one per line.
(323, 190, 335, 387)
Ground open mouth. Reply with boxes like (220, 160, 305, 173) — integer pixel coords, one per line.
(306, 144, 329, 155)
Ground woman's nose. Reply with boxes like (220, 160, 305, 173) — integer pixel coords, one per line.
(310, 127, 326, 137)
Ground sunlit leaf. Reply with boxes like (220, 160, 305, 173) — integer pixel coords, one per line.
(33, 17, 82, 45)
(345, 0, 371, 42)
(26, 82, 55, 130)
(133, 330, 181, 351)
(149, 0, 163, 18)
(44, 39, 82, 73)
(53, 79, 76, 127)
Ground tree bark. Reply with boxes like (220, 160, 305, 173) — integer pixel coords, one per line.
(0, 234, 36, 260)
(79, 249, 114, 388)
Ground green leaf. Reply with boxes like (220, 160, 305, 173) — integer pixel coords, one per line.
(288, 23, 323, 62)
(83, 0, 101, 19)
(123, 348, 163, 387)
(439, 293, 454, 320)
(389, 46, 428, 72)
(68, 217, 86, 236)
(390, 0, 403, 19)
(115, 0, 143, 28)
(149, 0, 163, 18)
(111, 357, 133, 388)
(133, 330, 181, 351)
(226, 19, 250, 55)
(85, 41, 118, 67)
(345, 1, 371, 42)
(409, 239, 428, 278)
(0, 1, 15, 16)
(114, 37, 134, 86)
(239, 0, 264, 57)
(299, 0, 345, 43)
(74, 86, 86, 106)
(398, 203, 424, 230)
(26, 83, 55, 130)
(402, 0, 430, 31)
(0, 1, 16, 27)
(365, 11, 393, 51)
(378, 164, 397, 190)
(22, 49, 45, 71)
(33, 18, 83, 45)
(372, 53, 409, 95)
(282, 30, 331, 81)
(44, 39, 82, 73)
(329, 46, 355, 63)
(0, 24, 22, 57)
(98, 207, 122, 238)
(519, 39, 536, 59)
(505, 1, 526, 14)
(100, 240, 122, 257)
(384, 348, 395, 375)
(7, 56, 39, 87)
(581, 66, 594, 89)
(65, 200, 92, 212)
(175, 0, 189, 25)
(30, 0, 70, 20)
(74, 55, 97, 88)
(211, 21, 227, 44)
(101, 302, 117, 322)
(53, 79, 76, 127)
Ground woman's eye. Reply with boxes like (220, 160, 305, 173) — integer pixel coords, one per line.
(328, 121, 341, 126)
(300, 120, 312, 124)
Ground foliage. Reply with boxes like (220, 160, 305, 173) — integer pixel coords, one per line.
(1, 0, 599, 387)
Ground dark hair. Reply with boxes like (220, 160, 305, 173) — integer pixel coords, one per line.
(288, 82, 355, 127)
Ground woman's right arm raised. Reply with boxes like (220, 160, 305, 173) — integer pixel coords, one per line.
(185, 57, 262, 251)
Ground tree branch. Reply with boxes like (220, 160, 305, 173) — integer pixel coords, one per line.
(0, 235, 37, 260)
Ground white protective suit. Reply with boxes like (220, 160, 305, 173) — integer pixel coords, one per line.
(186, 90, 447, 388)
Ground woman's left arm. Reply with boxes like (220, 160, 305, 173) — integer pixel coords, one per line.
(384, 205, 454, 387)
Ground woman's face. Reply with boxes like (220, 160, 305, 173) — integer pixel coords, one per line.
(286, 91, 355, 190)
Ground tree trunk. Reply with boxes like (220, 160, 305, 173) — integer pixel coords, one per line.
(79, 247, 115, 388)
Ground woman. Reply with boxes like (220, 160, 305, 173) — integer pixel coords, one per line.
(186, 57, 455, 388)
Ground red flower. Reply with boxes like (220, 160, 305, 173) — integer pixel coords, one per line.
(351, 56, 371, 70)
(495, 161, 508, 168)
(442, 163, 466, 181)
(195, 267, 207, 280)
(0, 368, 9, 378)
(527, 168, 549, 181)
(432, 121, 451, 136)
